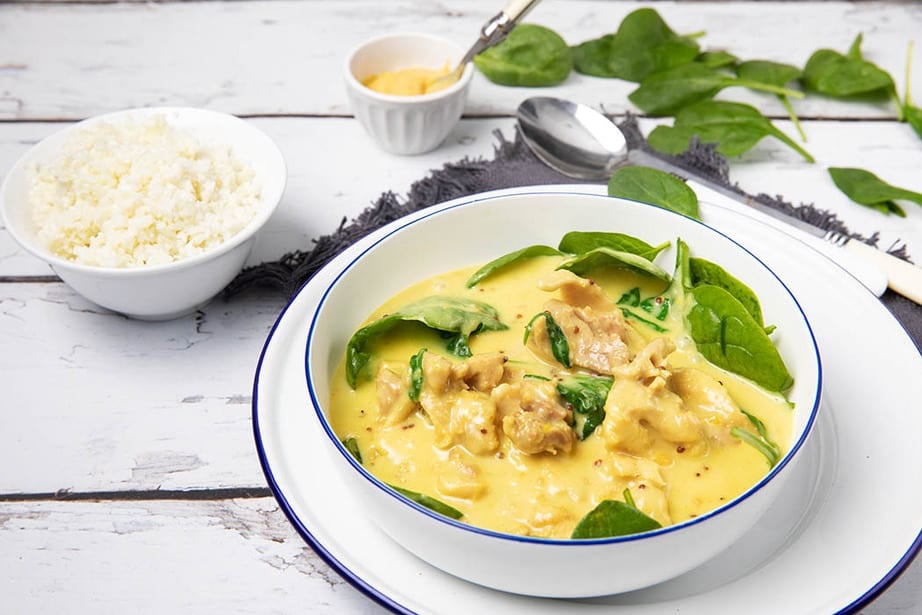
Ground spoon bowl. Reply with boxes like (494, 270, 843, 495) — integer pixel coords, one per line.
(516, 97, 630, 180)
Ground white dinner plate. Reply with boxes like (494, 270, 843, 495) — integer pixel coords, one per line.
(253, 186, 922, 614)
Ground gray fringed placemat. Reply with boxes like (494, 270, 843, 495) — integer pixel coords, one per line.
(224, 116, 920, 350)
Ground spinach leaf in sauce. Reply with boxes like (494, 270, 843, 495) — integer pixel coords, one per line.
(465, 245, 562, 288)
(557, 231, 670, 261)
(664, 240, 793, 393)
(408, 348, 426, 402)
(388, 484, 464, 520)
(346, 296, 507, 388)
(732, 409, 782, 467)
(556, 374, 613, 439)
(689, 257, 766, 327)
(557, 247, 671, 281)
(523, 311, 571, 368)
(342, 437, 363, 464)
(571, 488, 663, 539)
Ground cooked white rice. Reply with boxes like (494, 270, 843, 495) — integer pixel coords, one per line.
(28, 113, 262, 268)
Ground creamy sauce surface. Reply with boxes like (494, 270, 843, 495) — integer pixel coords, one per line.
(361, 65, 453, 96)
(329, 256, 793, 538)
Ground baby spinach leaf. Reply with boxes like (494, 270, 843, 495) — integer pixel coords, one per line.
(732, 408, 782, 467)
(571, 489, 662, 539)
(689, 257, 765, 326)
(735, 60, 806, 141)
(408, 348, 426, 402)
(607, 165, 700, 219)
(628, 62, 804, 117)
(523, 311, 571, 367)
(388, 484, 464, 520)
(697, 50, 739, 69)
(474, 24, 573, 86)
(558, 247, 671, 281)
(346, 296, 507, 388)
(618, 286, 671, 321)
(557, 231, 669, 261)
(342, 437, 363, 464)
(647, 100, 814, 162)
(465, 245, 561, 288)
(557, 374, 613, 439)
(803, 34, 898, 103)
(571, 8, 701, 82)
(687, 284, 794, 392)
(828, 167, 921, 217)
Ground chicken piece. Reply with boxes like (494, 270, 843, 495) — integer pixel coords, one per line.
(526, 299, 631, 375)
(437, 447, 487, 500)
(493, 378, 576, 455)
(449, 390, 500, 455)
(537, 269, 618, 312)
(594, 452, 672, 526)
(598, 338, 705, 454)
(417, 351, 502, 452)
(374, 363, 418, 426)
(451, 352, 508, 392)
(669, 368, 749, 444)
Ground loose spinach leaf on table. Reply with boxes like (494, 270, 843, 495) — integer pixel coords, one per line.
(474, 24, 573, 86)
(902, 42, 922, 139)
(557, 374, 613, 439)
(346, 296, 507, 388)
(571, 8, 701, 82)
(802, 33, 898, 106)
(607, 165, 700, 219)
(735, 59, 807, 141)
(388, 484, 464, 520)
(571, 489, 662, 539)
(557, 231, 670, 261)
(628, 62, 804, 117)
(697, 49, 739, 69)
(647, 100, 814, 162)
(466, 245, 562, 288)
(828, 167, 922, 216)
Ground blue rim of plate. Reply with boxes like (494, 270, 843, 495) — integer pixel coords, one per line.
(251, 188, 921, 614)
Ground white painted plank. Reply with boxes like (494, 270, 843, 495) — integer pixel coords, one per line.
(4, 116, 921, 279)
(0, 284, 285, 493)
(0, 498, 917, 614)
(0, 499, 388, 614)
(0, 1, 920, 120)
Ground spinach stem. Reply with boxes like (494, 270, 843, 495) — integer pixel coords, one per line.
(735, 78, 805, 99)
(779, 95, 807, 142)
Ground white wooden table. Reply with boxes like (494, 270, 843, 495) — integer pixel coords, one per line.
(1, 1, 920, 613)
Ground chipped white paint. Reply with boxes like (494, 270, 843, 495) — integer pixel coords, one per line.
(0, 1, 919, 613)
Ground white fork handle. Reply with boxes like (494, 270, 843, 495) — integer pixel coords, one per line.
(845, 240, 922, 305)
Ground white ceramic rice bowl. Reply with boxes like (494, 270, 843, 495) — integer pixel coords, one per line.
(305, 191, 822, 598)
(0, 107, 287, 320)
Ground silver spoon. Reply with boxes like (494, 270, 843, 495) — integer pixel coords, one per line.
(514, 96, 922, 303)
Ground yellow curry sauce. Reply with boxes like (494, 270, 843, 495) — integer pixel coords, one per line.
(329, 256, 793, 538)
(361, 65, 454, 96)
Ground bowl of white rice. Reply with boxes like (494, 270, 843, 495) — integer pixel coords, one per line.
(0, 107, 286, 320)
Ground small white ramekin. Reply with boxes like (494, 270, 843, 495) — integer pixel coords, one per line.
(345, 32, 474, 156)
